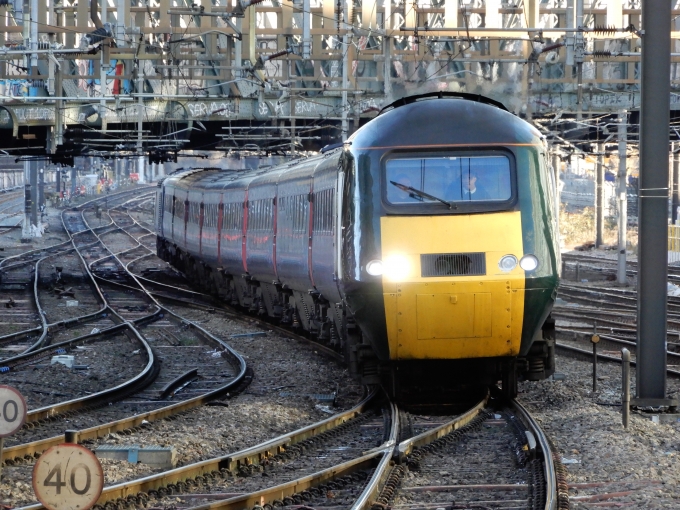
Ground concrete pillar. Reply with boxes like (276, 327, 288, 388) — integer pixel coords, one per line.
(137, 156, 146, 184)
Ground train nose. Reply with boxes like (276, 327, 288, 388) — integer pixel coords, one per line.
(378, 212, 526, 362)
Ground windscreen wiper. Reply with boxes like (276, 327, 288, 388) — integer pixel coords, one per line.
(389, 181, 455, 209)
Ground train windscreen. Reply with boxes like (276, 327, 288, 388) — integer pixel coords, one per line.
(385, 155, 512, 206)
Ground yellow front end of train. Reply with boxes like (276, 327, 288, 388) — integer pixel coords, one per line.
(380, 212, 526, 360)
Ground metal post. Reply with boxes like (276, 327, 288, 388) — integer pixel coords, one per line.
(383, 27, 392, 100)
(290, 96, 296, 156)
(618, 110, 628, 284)
(30, 160, 37, 227)
(301, 0, 311, 59)
(64, 430, 78, 443)
(553, 152, 561, 246)
(70, 166, 76, 197)
(22, 161, 31, 238)
(596, 142, 605, 247)
(55, 169, 60, 203)
(55, 61, 63, 147)
(575, 262, 580, 281)
(673, 144, 680, 223)
(575, 0, 584, 120)
(637, 0, 673, 404)
(341, 1, 349, 141)
(137, 75, 144, 183)
(29, 0, 38, 73)
(38, 166, 44, 226)
(592, 324, 599, 393)
(622, 348, 630, 428)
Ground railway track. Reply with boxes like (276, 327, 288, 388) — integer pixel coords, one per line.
(16, 389, 563, 510)
(4, 193, 565, 510)
(554, 274, 680, 380)
(562, 251, 680, 284)
(1, 188, 248, 466)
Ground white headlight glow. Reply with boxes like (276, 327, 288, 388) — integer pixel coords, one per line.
(383, 254, 411, 281)
(519, 254, 539, 271)
(366, 259, 384, 276)
(498, 255, 518, 272)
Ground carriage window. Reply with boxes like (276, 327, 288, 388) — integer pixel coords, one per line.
(223, 202, 243, 231)
(203, 203, 218, 228)
(174, 199, 185, 219)
(279, 194, 309, 234)
(385, 155, 512, 206)
(188, 202, 200, 224)
(312, 189, 334, 235)
(248, 198, 274, 232)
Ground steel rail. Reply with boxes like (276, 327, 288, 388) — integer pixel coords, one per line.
(23, 255, 51, 352)
(3, 310, 247, 466)
(0, 321, 155, 420)
(350, 400, 400, 510)
(511, 399, 558, 510)
(558, 326, 680, 353)
(561, 252, 680, 280)
(396, 392, 490, 460)
(159, 395, 499, 510)
(17, 389, 379, 510)
(0, 188, 154, 348)
(103, 210, 210, 299)
(556, 341, 680, 377)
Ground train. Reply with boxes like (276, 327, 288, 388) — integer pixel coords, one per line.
(155, 92, 560, 400)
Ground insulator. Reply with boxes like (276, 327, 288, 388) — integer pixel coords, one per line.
(591, 50, 612, 58)
(592, 25, 619, 36)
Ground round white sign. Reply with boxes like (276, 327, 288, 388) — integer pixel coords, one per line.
(32, 444, 104, 510)
(0, 385, 27, 437)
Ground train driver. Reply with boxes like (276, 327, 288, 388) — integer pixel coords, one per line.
(460, 168, 492, 201)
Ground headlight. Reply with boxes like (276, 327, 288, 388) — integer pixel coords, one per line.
(366, 259, 384, 276)
(498, 255, 518, 272)
(520, 254, 539, 271)
(383, 254, 411, 281)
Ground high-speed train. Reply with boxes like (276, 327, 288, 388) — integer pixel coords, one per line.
(155, 92, 560, 400)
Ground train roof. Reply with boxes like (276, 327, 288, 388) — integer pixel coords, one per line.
(349, 94, 542, 149)
(162, 149, 343, 191)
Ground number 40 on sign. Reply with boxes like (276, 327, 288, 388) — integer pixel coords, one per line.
(33, 444, 104, 510)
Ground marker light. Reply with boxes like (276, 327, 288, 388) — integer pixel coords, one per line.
(366, 259, 384, 276)
(519, 254, 539, 271)
(498, 255, 518, 272)
(383, 254, 411, 281)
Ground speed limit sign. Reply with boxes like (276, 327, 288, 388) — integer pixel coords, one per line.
(0, 385, 27, 437)
(32, 444, 104, 510)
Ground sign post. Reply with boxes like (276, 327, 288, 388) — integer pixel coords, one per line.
(33, 444, 104, 510)
(0, 385, 28, 480)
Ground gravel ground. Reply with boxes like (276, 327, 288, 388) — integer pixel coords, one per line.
(1, 335, 148, 411)
(520, 354, 680, 509)
(0, 306, 363, 508)
(5, 314, 679, 506)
